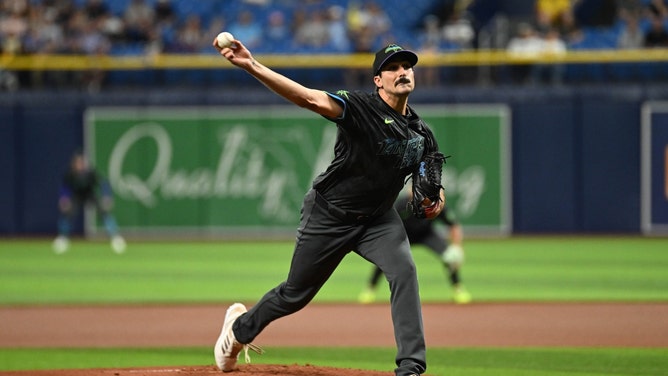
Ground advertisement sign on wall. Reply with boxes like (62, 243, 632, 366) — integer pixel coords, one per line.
(85, 105, 511, 237)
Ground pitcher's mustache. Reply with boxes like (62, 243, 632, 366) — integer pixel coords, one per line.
(396, 77, 411, 85)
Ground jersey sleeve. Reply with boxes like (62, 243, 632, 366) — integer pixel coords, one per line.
(323, 92, 346, 121)
(321, 90, 369, 131)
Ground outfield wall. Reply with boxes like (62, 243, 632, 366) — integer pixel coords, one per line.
(2, 84, 668, 236)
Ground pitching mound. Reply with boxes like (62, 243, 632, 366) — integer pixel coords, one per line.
(1, 364, 393, 376)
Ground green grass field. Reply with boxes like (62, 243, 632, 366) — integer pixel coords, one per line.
(1, 236, 667, 375)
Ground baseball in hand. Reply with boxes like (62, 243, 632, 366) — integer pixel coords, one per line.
(216, 32, 235, 48)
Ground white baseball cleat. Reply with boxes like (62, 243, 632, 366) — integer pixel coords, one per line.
(52, 236, 69, 254)
(111, 235, 126, 254)
(443, 244, 464, 268)
(214, 303, 263, 372)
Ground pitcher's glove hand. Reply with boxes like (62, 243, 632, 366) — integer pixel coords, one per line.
(409, 152, 447, 219)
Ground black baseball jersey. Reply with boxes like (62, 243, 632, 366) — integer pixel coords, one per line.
(60, 168, 108, 200)
(395, 194, 457, 239)
(313, 90, 440, 215)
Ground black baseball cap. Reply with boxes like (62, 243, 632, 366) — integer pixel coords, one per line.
(373, 44, 418, 76)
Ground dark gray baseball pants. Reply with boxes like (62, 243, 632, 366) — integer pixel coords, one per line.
(233, 188, 427, 376)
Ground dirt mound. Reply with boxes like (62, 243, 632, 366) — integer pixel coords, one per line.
(0, 364, 393, 376)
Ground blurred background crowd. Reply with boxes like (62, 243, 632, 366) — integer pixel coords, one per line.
(0, 0, 667, 90)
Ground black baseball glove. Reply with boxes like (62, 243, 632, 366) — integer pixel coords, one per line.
(409, 152, 447, 219)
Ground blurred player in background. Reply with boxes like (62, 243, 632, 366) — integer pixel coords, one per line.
(52, 151, 126, 254)
(359, 189, 471, 304)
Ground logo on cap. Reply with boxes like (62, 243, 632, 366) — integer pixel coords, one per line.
(385, 44, 403, 53)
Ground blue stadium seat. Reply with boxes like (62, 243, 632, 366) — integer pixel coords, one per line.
(106, 0, 131, 16)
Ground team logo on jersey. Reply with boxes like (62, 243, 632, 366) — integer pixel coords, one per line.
(335, 90, 349, 99)
(377, 136, 424, 168)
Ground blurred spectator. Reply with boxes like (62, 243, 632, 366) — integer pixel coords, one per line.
(419, 14, 443, 48)
(82, 0, 109, 21)
(24, 6, 63, 53)
(347, 1, 391, 49)
(152, 0, 177, 50)
(542, 28, 567, 54)
(416, 14, 442, 87)
(350, 24, 376, 55)
(346, 0, 364, 34)
(0, 8, 28, 53)
(290, 8, 307, 41)
(22, 3, 67, 88)
(345, 23, 376, 88)
(79, 18, 111, 55)
(447, 0, 477, 52)
(535, 0, 578, 34)
(644, 15, 668, 47)
(92, 3, 125, 44)
(154, 0, 175, 25)
(51, 0, 77, 31)
(506, 22, 545, 84)
(59, 8, 112, 91)
(507, 22, 544, 57)
(295, 8, 330, 50)
(101, 17, 125, 44)
(78, 19, 111, 91)
(327, 5, 350, 52)
(265, 9, 290, 50)
(531, 28, 567, 85)
(442, 8, 475, 49)
(143, 26, 163, 56)
(228, 10, 262, 49)
(359, 1, 391, 42)
(62, 8, 88, 52)
(416, 40, 441, 87)
(617, 10, 645, 49)
(172, 13, 205, 53)
(123, 0, 155, 43)
(0, 1, 26, 90)
(557, 5, 580, 36)
(616, 0, 644, 15)
(2, 0, 29, 15)
(646, 0, 668, 19)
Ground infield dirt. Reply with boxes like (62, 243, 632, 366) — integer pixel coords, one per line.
(1, 302, 667, 376)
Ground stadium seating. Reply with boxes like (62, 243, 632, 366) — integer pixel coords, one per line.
(14, 0, 668, 86)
